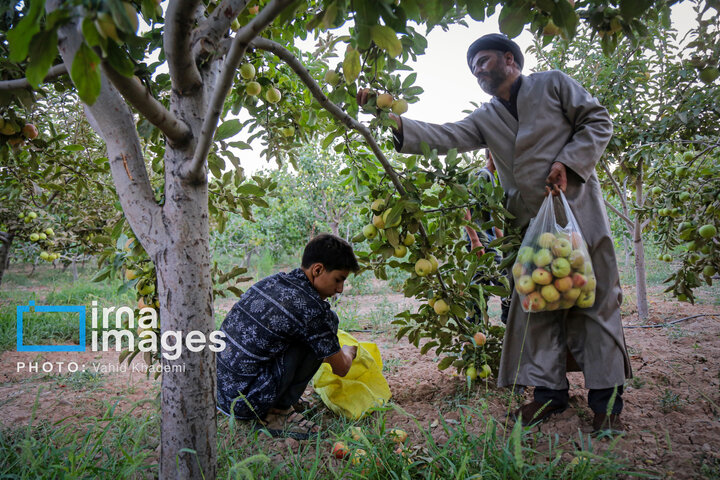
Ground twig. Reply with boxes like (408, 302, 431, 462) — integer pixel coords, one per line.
(0, 64, 67, 90)
(624, 313, 715, 329)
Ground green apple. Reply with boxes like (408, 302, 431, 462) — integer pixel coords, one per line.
(39, 233, 47, 240)
(377, 93, 394, 109)
(44, 227, 54, 237)
(541, 284, 560, 303)
(569, 250, 585, 269)
(393, 244, 407, 257)
(245, 81, 261, 96)
(466, 365, 478, 380)
(370, 198, 386, 212)
(239, 63, 256, 80)
(281, 126, 295, 137)
(27, 211, 37, 219)
(391, 99, 408, 115)
(382, 209, 401, 228)
(428, 255, 439, 273)
(433, 299, 450, 315)
(551, 238, 572, 258)
(516, 275, 536, 294)
(537, 232, 556, 249)
(362, 224, 378, 240)
(39, 251, 50, 260)
(323, 70, 341, 85)
(533, 248, 553, 267)
(581, 275, 596, 293)
(576, 291, 595, 308)
(372, 214, 385, 229)
(551, 257, 571, 278)
(265, 87, 281, 103)
(511, 262, 526, 278)
(125, 269, 139, 281)
(478, 364, 492, 379)
(517, 246, 535, 264)
(698, 224, 717, 239)
(703, 265, 716, 277)
(414, 259, 432, 277)
(30, 233, 40, 242)
(402, 233, 415, 246)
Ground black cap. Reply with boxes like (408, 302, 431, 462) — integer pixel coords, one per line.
(467, 33, 524, 72)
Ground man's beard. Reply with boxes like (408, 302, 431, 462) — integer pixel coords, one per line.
(477, 69, 506, 96)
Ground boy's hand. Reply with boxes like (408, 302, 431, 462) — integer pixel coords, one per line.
(343, 344, 358, 360)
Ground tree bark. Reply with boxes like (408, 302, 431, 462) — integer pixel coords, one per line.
(633, 176, 649, 320)
(0, 232, 14, 288)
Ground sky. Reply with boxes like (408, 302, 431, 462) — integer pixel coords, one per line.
(240, 3, 698, 173)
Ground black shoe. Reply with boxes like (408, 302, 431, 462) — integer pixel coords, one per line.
(513, 401, 567, 426)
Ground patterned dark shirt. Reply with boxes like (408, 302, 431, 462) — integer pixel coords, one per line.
(216, 268, 341, 420)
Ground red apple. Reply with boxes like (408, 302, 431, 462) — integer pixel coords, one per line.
(531, 268, 553, 286)
(522, 291, 547, 312)
(570, 231, 584, 249)
(332, 441, 349, 459)
(572, 273, 587, 288)
(554, 276, 573, 292)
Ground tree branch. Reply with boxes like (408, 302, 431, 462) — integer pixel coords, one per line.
(604, 198, 633, 226)
(54, 12, 164, 256)
(0, 64, 67, 91)
(102, 64, 192, 146)
(184, 0, 295, 182)
(253, 38, 465, 332)
(165, 0, 203, 94)
(192, 0, 249, 64)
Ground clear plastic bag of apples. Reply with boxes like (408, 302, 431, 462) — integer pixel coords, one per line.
(513, 192, 596, 313)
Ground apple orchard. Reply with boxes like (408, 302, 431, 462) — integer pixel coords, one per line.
(1, 0, 719, 478)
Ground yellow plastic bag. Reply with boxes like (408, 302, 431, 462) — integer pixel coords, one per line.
(311, 330, 391, 420)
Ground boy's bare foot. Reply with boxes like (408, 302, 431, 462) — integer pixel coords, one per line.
(256, 407, 320, 440)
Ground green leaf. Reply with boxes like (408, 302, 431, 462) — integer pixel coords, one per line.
(466, 1, 485, 21)
(370, 25, 403, 58)
(106, 43, 135, 77)
(228, 141, 252, 150)
(236, 184, 265, 196)
(216, 119, 243, 140)
(420, 340, 438, 355)
(8, 0, 46, 62)
(620, 0, 652, 20)
(498, 1, 532, 39)
(82, 16, 106, 50)
(26, 29, 58, 88)
(70, 43, 102, 105)
(343, 46, 361, 84)
(551, 0, 578, 38)
(437, 356, 454, 371)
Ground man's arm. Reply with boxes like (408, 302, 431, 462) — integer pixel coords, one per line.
(552, 72, 613, 183)
(464, 208, 485, 257)
(324, 345, 357, 377)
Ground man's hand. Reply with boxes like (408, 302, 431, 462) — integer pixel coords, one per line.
(356, 88, 403, 130)
(545, 161, 567, 197)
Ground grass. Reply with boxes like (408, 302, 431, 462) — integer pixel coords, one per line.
(0, 395, 159, 479)
(0, 396, 646, 479)
(0, 265, 135, 352)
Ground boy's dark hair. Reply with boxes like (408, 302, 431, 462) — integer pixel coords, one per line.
(302, 234, 359, 272)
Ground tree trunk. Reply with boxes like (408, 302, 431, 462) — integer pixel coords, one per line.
(155, 158, 216, 478)
(330, 219, 340, 237)
(623, 234, 631, 267)
(72, 256, 78, 281)
(0, 232, 14, 288)
(633, 220, 649, 320)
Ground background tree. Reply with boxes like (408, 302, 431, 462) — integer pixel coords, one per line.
(2, 0, 698, 477)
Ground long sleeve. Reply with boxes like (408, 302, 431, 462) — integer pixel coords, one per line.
(398, 111, 487, 155)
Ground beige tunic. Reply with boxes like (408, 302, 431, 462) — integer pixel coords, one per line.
(399, 70, 632, 390)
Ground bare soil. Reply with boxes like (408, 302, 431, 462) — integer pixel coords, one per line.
(1, 286, 719, 478)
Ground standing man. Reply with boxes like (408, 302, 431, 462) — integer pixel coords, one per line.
(359, 33, 631, 432)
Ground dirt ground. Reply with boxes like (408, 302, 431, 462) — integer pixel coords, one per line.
(1, 286, 719, 478)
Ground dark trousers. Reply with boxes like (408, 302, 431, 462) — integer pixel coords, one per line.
(535, 385, 624, 415)
(273, 344, 322, 410)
